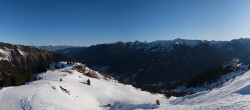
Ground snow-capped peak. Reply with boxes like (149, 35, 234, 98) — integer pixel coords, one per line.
(146, 38, 202, 50)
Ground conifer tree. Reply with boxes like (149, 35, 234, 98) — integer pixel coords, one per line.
(55, 65, 60, 69)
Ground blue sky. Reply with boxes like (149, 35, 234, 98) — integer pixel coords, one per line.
(1, 0, 250, 46)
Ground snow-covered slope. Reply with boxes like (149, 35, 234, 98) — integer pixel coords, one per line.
(167, 68, 250, 110)
(174, 65, 248, 94)
(0, 62, 165, 110)
(1, 62, 250, 110)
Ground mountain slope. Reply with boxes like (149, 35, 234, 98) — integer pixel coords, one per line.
(167, 67, 250, 110)
(0, 62, 164, 110)
(57, 38, 250, 85)
(0, 42, 71, 87)
(1, 62, 250, 110)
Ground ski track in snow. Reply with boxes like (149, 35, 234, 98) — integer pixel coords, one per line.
(20, 86, 39, 110)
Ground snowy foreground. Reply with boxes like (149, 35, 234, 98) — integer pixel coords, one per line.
(1, 63, 250, 110)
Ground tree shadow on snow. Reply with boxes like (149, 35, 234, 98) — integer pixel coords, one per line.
(79, 81, 88, 85)
(235, 85, 250, 95)
(109, 102, 158, 110)
(169, 91, 208, 105)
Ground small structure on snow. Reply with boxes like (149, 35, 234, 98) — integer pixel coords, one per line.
(156, 99, 160, 105)
(87, 79, 91, 85)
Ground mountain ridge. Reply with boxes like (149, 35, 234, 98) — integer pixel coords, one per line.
(0, 42, 73, 87)
(56, 38, 250, 85)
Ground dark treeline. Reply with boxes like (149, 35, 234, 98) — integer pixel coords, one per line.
(0, 42, 73, 87)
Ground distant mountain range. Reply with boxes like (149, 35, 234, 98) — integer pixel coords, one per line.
(38, 45, 80, 51)
(56, 38, 250, 85)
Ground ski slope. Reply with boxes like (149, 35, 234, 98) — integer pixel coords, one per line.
(1, 62, 250, 110)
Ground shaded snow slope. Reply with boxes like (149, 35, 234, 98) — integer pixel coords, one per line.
(2, 62, 250, 110)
